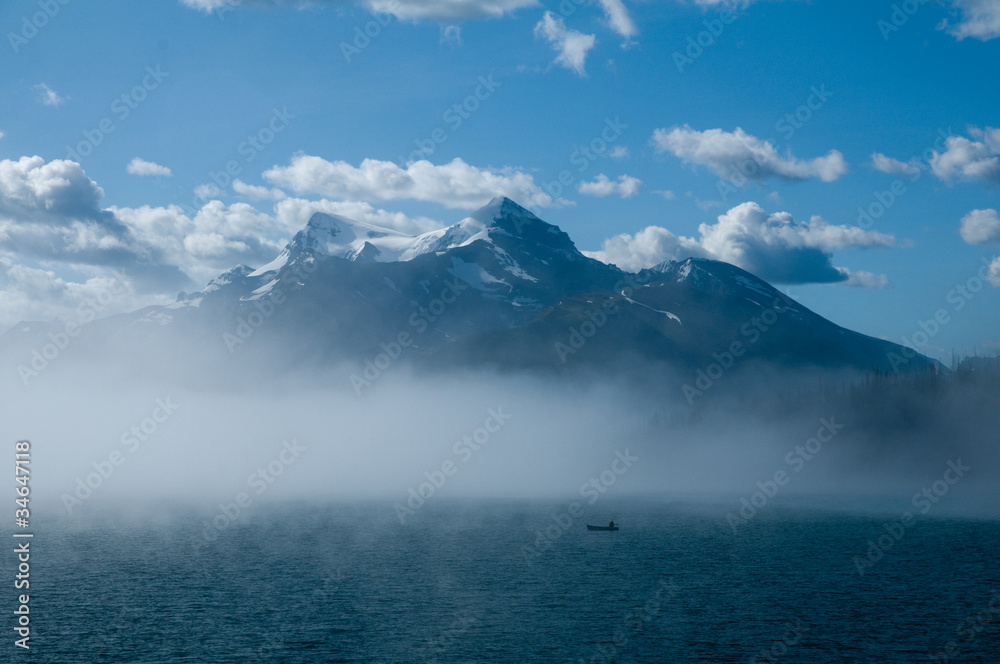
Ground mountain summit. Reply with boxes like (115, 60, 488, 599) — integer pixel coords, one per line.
(3, 197, 939, 384)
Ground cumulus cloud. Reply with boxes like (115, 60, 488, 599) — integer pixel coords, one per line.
(578, 174, 642, 198)
(0, 156, 303, 295)
(0, 157, 195, 293)
(127, 158, 173, 177)
(940, 0, 1000, 40)
(0, 157, 136, 263)
(583, 226, 704, 272)
(697, 203, 894, 283)
(233, 179, 287, 200)
(609, 146, 629, 159)
(987, 257, 1000, 286)
(597, 0, 637, 43)
(181, 202, 281, 261)
(960, 208, 1000, 245)
(928, 127, 1000, 185)
(871, 153, 919, 175)
(0, 259, 173, 332)
(35, 83, 65, 107)
(585, 201, 897, 286)
(263, 154, 568, 209)
(194, 184, 223, 200)
(534, 12, 596, 77)
(653, 126, 848, 183)
(0, 157, 105, 221)
(178, 0, 539, 21)
(840, 270, 891, 289)
(110, 201, 288, 285)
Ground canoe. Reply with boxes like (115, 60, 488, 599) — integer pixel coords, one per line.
(586, 525, 619, 531)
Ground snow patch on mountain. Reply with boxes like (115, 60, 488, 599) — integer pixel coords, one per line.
(623, 295, 681, 324)
(447, 256, 507, 292)
(734, 275, 776, 298)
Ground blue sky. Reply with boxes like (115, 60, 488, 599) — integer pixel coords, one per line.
(1, 0, 998, 361)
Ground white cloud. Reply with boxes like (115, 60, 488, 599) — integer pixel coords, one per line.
(654, 190, 676, 200)
(263, 154, 568, 209)
(584, 226, 704, 272)
(653, 126, 848, 183)
(0, 156, 297, 292)
(840, 270, 891, 289)
(534, 12, 596, 77)
(182, 202, 280, 261)
(578, 174, 642, 198)
(689, 0, 795, 6)
(0, 259, 171, 332)
(127, 158, 173, 177)
(597, 0, 637, 43)
(609, 146, 629, 159)
(233, 179, 287, 200)
(35, 83, 65, 107)
(871, 153, 919, 175)
(0, 131, 5, 140)
(179, 0, 540, 21)
(0, 156, 127, 259)
(0, 156, 193, 291)
(928, 127, 1000, 184)
(179, 0, 225, 8)
(959, 208, 1000, 245)
(274, 197, 443, 236)
(110, 201, 287, 286)
(586, 201, 897, 286)
(940, 0, 1000, 40)
(697, 204, 896, 283)
(987, 257, 1000, 286)
(0, 157, 103, 220)
(194, 184, 223, 200)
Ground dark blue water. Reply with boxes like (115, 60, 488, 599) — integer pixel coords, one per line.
(13, 500, 1000, 662)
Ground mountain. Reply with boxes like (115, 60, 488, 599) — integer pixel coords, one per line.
(2, 197, 939, 386)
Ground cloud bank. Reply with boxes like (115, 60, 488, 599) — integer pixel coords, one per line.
(585, 201, 896, 286)
(263, 154, 568, 209)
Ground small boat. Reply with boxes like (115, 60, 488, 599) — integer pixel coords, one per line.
(586, 524, 619, 531)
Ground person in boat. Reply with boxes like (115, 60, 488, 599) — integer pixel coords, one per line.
(608, 520, 615, 528)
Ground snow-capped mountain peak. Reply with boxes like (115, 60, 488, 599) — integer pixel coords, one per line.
(3, 197, 939, 379)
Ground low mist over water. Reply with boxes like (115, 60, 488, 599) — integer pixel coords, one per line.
(13, 362, 1000, 520)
